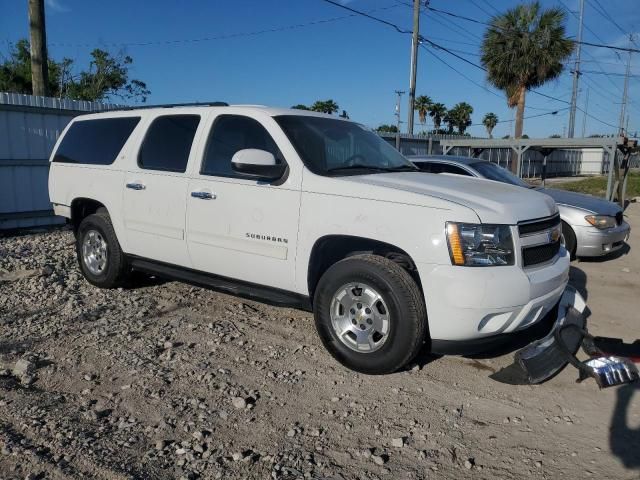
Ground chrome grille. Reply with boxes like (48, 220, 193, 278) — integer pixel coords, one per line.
(518, 214, 561, 236)
(519, 214, 562, 267)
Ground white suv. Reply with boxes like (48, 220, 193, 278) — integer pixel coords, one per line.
(48, 104, 570, 374)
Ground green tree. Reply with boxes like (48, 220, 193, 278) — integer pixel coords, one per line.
(414, 95, 432, 126)
(448, 102, 474, 134)
(0, 39, 150, 102)
(482, 112, 499, 138)
(428, 103, 447, 132)
(481, 2, 573, 143)
(291, 104, 310, 110)
(375, 124, 399, 133)
(310, 99, 339, 114)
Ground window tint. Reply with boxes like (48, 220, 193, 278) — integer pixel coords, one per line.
(426, 163, 470, 175)
(201, 115, 283, 178)
(138, 115, 200, 172)
(54, 117, 140, 165)
(471, 161, 529, 187)
(415, 162, 432, 172)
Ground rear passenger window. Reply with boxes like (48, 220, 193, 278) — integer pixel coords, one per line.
(201, 115, 283, 178)
(54, 117, 140, 165)
(138, 115, 200, 172)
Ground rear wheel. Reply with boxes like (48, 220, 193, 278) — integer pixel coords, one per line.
(76, 212, 129, 288)
(561, 221, 577, 260)
(313, 254, 427, 374)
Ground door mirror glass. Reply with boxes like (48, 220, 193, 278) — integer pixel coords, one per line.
(231, 149, 285, 179)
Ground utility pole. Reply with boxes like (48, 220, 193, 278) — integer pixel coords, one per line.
(618, 34, 633, 136)
(568, 0, 584, 138)
(581, 87, 589, 137)
(394, 90, 405, 149)
(28, 0, 49, 97)
(407, 0, 421, 136)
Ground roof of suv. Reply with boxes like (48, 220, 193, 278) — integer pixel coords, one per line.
(74, 104, 349, 121)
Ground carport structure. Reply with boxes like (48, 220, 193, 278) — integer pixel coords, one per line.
(440, 137, 638, 207)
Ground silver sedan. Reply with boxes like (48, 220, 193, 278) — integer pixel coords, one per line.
(409, 155, 631, 259)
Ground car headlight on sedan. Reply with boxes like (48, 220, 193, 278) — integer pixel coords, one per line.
(585, 215, 616, 230)
(446, 222, 515, 266)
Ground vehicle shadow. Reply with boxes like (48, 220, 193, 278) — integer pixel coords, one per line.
(569, 265, 588, 301)
(610, 382, 640, 469)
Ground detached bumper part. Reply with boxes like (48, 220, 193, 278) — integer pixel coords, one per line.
(581, 356, 640, 388)
(491, 286, 639, 387)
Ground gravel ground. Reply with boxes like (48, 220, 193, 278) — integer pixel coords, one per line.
(1, 204, 639, 480)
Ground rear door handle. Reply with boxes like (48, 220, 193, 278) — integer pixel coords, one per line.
(191, 191, 216, 200)
(126, 182, 145, 190)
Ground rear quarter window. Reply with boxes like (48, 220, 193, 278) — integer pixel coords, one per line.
(53, 117, 141, 165)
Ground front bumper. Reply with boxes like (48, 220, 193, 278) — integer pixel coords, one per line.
(574, 221, 630, 257)
(418, 248, 570, 344)
(491, 286, 639, 387)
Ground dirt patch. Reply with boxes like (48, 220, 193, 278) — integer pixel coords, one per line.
(1, 205, 639, 479)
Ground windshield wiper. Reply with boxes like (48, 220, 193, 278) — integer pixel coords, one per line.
(327, 164, 418, 173)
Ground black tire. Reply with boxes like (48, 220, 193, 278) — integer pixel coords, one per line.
(76, 212, 129, 288)
(313, 254, 427, 374)
(561, 221, 577, 260)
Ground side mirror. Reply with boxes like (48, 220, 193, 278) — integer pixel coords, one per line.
(231, 149, 286, 180)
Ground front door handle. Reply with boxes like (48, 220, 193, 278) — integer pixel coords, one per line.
(126, 182, 146, 190)
(191, 191, 216, 200)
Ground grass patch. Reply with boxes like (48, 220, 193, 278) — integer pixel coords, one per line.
(552, 171, 640, 199)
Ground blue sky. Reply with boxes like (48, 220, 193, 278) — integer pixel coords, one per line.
(1, 0, 638, 138)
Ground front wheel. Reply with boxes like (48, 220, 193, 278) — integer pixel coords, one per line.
(561, 221, 577, 260)
(313, 255, 427, 374)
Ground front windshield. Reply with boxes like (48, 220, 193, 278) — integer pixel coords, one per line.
(471, 161, 530, 188)
(275, 115, 417, 176)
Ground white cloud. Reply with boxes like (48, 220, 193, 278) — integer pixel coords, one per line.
(45, 0, 70, 13)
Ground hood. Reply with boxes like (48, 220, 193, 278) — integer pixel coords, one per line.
(337, 173, 558, 224)
(539, 188, 621, 216)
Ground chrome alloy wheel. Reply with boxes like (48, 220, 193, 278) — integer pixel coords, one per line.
(329, 282, 390, 353)
(82, 229, 108, 275)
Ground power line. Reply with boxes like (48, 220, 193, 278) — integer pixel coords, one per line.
(421, 44, 564, 112)
(586, 0, 627, 36)
(48, 4, 403, 48)
(320, 0, 624, 130)
(320, 0, 412, 34)
(424, 5, 640, 54)
(466, 0, 494, 18)
(479, 0, 500, 14)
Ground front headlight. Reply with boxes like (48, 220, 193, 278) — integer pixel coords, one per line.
(585, 215, 616, 230)
(446, 222, 515, 266)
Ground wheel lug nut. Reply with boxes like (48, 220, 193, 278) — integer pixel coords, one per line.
(359, 324, 366, 330)
(365, 308, 371, 314)
(352, 319, 357, 325)
(357, 303, 362, 309)
(366, 318, 372, 324)
(350, 308, 355, 314)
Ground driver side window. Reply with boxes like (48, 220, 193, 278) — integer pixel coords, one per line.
(200, 115, 284, 178)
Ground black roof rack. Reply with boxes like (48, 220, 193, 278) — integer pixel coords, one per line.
(98, 101, 229, 113)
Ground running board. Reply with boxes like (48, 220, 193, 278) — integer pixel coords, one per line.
(128, 257, 312, 311)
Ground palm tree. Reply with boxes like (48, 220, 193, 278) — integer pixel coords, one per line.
(291, 104, 310, 110)
(481, 2, 573, 144)
(428, 103, 447, 132)
(483, 112, 498, 138)
(449, 102, 474, 134)
(311, 100, 339, 114)
(414, 95, 432, 126)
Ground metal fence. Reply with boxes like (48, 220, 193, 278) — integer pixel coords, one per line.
(0, 92, 119, 230)
(380, 132, 639, 179)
